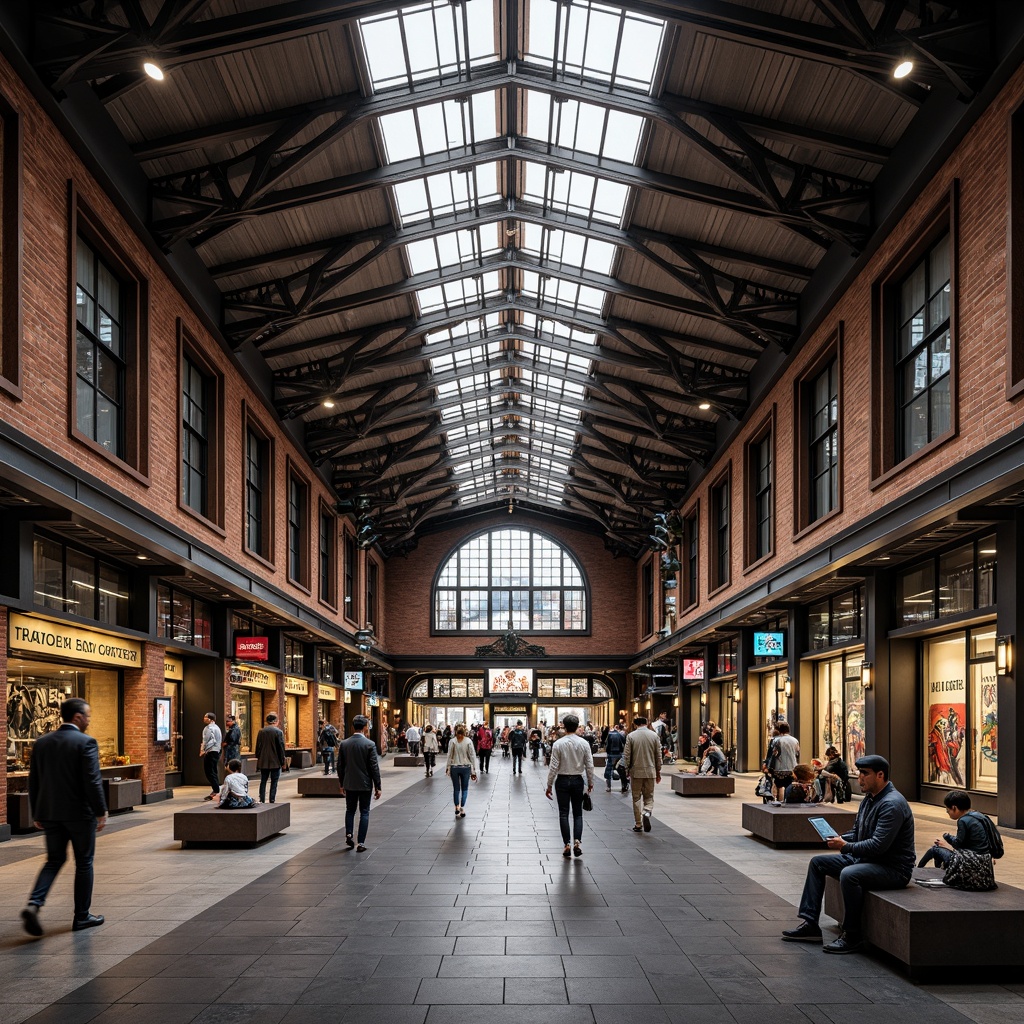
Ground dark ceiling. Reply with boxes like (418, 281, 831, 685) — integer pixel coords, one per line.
(21, 0, 1003, 557)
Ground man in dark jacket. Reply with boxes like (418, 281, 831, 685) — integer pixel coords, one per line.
(222, 714, 242, 776)
(509, 721, 529, 776)
(604, 723, 628, 793)
(782, 754, 916, 954)
(22, 697, 108, 936)
(254, 713, 287, 804)
(338, 715, 382, 851)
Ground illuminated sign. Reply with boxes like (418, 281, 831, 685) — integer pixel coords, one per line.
(318, 684, 338, 701)
(230, 664, 277, 691)
(284, 677, 309, 696)
(344, 671, 364, 690)
(682, 658, 705, 681)
(235, 636, 269, 661)
(487, 668, 534, 695)
(753, 632, 785, 658)
(10, 613, 143, 668)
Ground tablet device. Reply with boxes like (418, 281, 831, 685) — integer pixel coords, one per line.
(808, 817, 840, 841)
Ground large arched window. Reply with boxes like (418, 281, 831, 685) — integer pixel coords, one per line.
(434, 528, 588, 632)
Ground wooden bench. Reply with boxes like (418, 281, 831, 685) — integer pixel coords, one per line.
(393, 754, 424, 766)
(173, 802, 290, 848)
(298, 775, 343, 797)
(103, 778, 143, 812)
(672, 774, 735, 797)
(286, 748, 312, 769)
(824, 870, 1024, 979)
(741, 802, 857, 846)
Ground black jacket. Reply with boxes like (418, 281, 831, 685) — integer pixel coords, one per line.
(28, 724, 107, 822)
(842, 781, 916, 875)
(509, 727, 528, 752)
(944, 811, 991, 853)
(338, 732, 382, 792)
(254, 725, 286, 770)
(605, 730, 625, 757)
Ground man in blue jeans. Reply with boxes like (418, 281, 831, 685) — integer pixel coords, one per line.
(781, 755, 916, 953)
(604, 723, 628, 792)
(338, 715, 382, 852)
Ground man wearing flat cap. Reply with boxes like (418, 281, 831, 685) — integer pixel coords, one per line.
(781, 754, 915, 954)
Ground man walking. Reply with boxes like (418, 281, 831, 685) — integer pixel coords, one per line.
(604, 722, 628, 793)
(199, 712, 222, 800)
(509, 720, 528, 775)
(319, 718, 339, 774)
(222, 714, 241, 778)
(782, 755, 915, 953)
(545, 715, 595, 858)
(21, 697, 108, 936)
(338, 715, 382, 851)
(405, 721, 421, 757)
(622, 716, 662, 832)
(255, 713, 287, 803)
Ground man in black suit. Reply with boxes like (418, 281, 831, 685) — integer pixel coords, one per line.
(254, 713, 287, 804)
(338, 715, 382, 852)
(22, 697, 108, 936)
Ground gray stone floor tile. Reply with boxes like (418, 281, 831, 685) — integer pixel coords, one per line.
(111, 977, 233, 1003)
(561, 955, 647, 978)
(191, 1007, 289, 1024)
(416, 978, 504, 1003)
(439, 954, 564, 977)
(503, 978, 569, 1003)
(566, 977, 659, 1003)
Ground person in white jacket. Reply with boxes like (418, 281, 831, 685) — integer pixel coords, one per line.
(421, 724, 439, 777)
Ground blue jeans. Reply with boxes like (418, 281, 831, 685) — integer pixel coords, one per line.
(450, 765, 471, 807)
(605, 755, 626, 790)
(259, 767, 281, 803)
(322, 747, 335, 773)
(511, 749, 524, 772)
(798, 853, 911, 935)
(555, 775, 585, 844)
(29, 818, 97, 918)
(345, 789, 372, 844)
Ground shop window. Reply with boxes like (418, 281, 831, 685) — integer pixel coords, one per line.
(179, 325, 224, 528)
(593, 681, 611, 698)
(710, 470, 730, 591)
(32, 533, 130, 627)
(0, 91, 21, 400)
(366, 558, 379, 631)
(641, 560, 654, 637)
(808, 586, 863, 650)
(344, 531, 357, 620)
(318, 650, 335, 683)
(318, 500, 337, 607)
(716, 637, 737, 676)
(229, 687, 264, 752)
(897, 535, 997, 627)
(285, 694, 299, 747)
(70, 196, 148, 477)
(410, 681, 429, 698)
(814, 655, 866, 764)
(283, 637, 305, 676)
(433, 527, 588, 632)
(872, 186, 957, 482)
(157, 584, 213, 649)
(682, 506, 699, 610)
(897, 561, 936, 625)
(243, 406, 274, 563)
(745, 419, 774, 566)
(795, 333, 841, 533)
(287, 463, 310, 589)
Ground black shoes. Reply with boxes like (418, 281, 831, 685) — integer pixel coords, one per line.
(563, 845, 572, 858)
(781, 921, 822, 943)
(72, 914, 104, 931)
(21, 905, 42, 937)
(573, 842, 583, 857)
(823, 933, 865, 954)
(356, 844, 367, 852)
(642, 811, 652, 832)
(632, 825, 644, 832)
(345, 834, 355, 849)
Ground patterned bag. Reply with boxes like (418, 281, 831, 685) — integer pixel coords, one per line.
(942, 848, 997, 891)
(754, 773, 774, 799)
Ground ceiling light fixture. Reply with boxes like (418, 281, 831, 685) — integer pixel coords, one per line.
(322, 398, 335, 409)
(143, 60, 165, 81)
(698, 401, 711, 411)
(893, 58, 913, 79)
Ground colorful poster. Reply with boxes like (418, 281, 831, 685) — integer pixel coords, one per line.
(973, 662, 997, 790)
(924, 635, 967, 787)
(487, 668, 533, 694)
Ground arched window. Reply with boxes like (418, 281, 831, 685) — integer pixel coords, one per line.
(593, 681, 611, 699)
(434, 528, 588, 632)
(410, 681, 429, 698)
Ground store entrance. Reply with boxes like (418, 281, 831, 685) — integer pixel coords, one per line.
(493, 713, 528, 733)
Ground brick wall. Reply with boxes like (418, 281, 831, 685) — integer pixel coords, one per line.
(122, 642, 167, 796)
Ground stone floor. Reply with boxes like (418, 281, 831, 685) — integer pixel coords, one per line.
(1, 755, 1022, 1024)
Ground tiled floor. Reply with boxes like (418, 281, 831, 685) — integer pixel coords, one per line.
(1, 757, 1022, 1024)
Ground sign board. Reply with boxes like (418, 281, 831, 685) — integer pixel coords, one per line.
(682, 658, 705, 681)
(318, 684, 338, 701)
(366, 693, 380, 707)
(235, 636, 269, 661)
(344, 670, 364, 690)
(155, 696, 171, 743)
(753, 631, 785, 658)
(10, 613, 143, 668)
(284, 677, 309, 696)
(163, 656, 184, 681)
(229, 664, 277, 691)
(344, 690, 352, 704)
(487, 668, 534, 695)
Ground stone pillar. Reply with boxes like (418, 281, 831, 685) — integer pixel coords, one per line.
(122, 641, 169, 799)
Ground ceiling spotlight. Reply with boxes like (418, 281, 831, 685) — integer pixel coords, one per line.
(322, 398, 335, 409)
(143, 60, 165, 81)
(698, 401, 711, 411)
(893, 58, 913, 80)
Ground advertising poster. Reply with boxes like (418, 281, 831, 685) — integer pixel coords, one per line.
(487, 668, 533, 694)
(925, 636, 967, 787)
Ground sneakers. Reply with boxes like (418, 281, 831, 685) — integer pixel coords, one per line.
(563, 844, 572, 859)
(642, 811, 652, 832)
(21, 905, 42, 937)
(823, 932, 865, 954)
(345, 834, 355, 849)
(781, 921, 822, 943)
(632, 825, 644, 832)
(72, 914, 104, 931)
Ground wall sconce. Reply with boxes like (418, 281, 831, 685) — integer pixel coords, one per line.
(997, 636, 1014, 676)
(731, 690, 741, 704)
(673, 697, 680, 708)
(699, 691, 707, 706)
(632, 701, 639, 713)
(860, 662, 873, 689)
(783, 675, 792, 699)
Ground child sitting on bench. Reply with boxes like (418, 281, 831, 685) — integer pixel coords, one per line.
(218, 758, 255, 809)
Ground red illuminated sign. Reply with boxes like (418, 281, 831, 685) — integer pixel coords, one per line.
(235, 636, 269, 661)
(683, 658, 705, 681)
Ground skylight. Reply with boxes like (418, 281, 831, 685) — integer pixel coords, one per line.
(522, 161, 628, 226)
(379, 94, 498, 164)
(405, 227, 500, 277)
(393, 164, 501, 224)
(523, 90, 644, 163)
(519, 224, 616, 276)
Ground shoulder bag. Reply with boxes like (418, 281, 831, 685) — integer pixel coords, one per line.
(943, 848, 997, 891)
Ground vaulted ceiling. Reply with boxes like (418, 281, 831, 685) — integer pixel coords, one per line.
(28, 0, 998, 556)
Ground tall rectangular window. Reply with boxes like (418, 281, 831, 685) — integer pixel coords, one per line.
(0, 92, 21, 399)
(896, 233, 951, 460)
(366, 560, 379, 631)
(319, 502, 337, 607)
(683, 508, 699, 610)
(243, 411, 273, 561)
(181, 354, 208, 516)
(810, 360, 838, 521)
(344, 532, 357, 619)
(287, 467, 309, 588)
(711, 474, 730, 591)
(75, 238, 124, 456)
(641, 560, 654, 637)
(747, 429, 773, 564)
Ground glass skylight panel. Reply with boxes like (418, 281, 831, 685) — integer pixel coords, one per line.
(522, 162, 628, 226)
(519, 224, 615, 276)
(379, 95, 498, 164)
(520, 271, 607, 315)
(415, 270, 501, 315)
(519, 340, 593, 377)
(523, 0, 665, 92)
(359, 0, 498, 90)
(523, 91, 643, 164)
(393, 164, 500, 225)
(406, 228, 497, 277)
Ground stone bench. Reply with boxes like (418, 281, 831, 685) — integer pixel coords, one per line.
(173, 801, 290, 848)
(593, 754, 607, 767)
(286, 748, 312, 769)
(741, 802, 857, 846)
(298, 775, 343, 797)
(824, 870, 1024, 979)
(103, 778, 143, 812)
(393, 754, 424, 766)
(672, 774, 735, 797)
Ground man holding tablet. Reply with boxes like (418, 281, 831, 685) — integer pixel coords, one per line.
(781, 755, 916, 954)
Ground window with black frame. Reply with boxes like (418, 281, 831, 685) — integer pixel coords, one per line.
(711, 476, 730, 590)
(896, 534, 996, 627)
(181, 353, 209, 517)
(809, 359, 838, 521)
(33, 533, 130, 627)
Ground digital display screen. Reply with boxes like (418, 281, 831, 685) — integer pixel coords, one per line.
(344, 671, 364, 690)
(155, 696, 171, 743)
(682, 658, 705, 681)
(753, 632, 785, 657)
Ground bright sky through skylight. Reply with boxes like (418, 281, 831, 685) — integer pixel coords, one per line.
(393, 165, 501, 224)
(523, 90, 643, 163)
(379, 95, 498, 163)
(522, 162, 629, 226)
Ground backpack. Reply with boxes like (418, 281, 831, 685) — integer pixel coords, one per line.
(967, 810, 1004, 859)
(321, 725, 337, 748)
(478, 729, 494, 750)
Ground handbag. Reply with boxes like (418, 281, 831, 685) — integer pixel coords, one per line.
(615, 759, 629, 780)
(582, 792, 593, 812)
(754, 773, 774, 799)
(943, 848, 997, 891)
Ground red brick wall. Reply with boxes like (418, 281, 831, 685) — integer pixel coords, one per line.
(644, 60, 1024, 644)
(384, 511, 636, 655)
(122, 642, 167, 795)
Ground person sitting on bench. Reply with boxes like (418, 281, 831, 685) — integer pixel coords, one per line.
(218, 759, 255, 809)
(918, 789, 990, 868)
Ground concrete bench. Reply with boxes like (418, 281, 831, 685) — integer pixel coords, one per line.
(593, 753, 607, 767)
(824, 870, 1024, 979)
(286, 748, 312, 769)
(741, 802, 857, 846)
(103, 778, 143, 812)
(298, 775, 343, 797)
(173, 801, 290, 848)
(672, 774, 735, 797)
(393, 755, 424, 766)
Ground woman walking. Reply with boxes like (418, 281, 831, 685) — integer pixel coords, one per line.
(440, 724, 452, 754)
(545, 714, 594, 858)
(445, 723, 477, 818)
(421, 723, 439, 777)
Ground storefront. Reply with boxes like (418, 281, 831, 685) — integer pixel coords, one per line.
(163, 655, 184, 787)
(317, 683, 339, 730)
(284, 676, 311, 748)
(810, 652, 867, 765)
(229, 664, 278, 752)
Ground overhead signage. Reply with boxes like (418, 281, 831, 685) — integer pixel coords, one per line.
(487, 668, 534, 695)
(682, 658, 705, 681)
(230, 664, 277, 691)
(753, 632, 785, 658)
(235, 636, 269, 661)
(284, 677, 309, 696)
(163, 656, 184, 681)
(366, 693, 380, 707)
(318, 684, 337, 701)
(344, 670, 364, 690)
(10, 613, 143, 669)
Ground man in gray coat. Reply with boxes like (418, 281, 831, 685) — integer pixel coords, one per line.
(254, 713, 287, 804)
(622, 715, 662, 833)
(338, 715, 382, 851)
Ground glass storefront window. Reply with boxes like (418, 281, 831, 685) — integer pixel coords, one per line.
(759, 669, 787, 760)
(285, 694, 299, 747)
(164, 680, 181, 773)
(716, 638, 737, 675)
(808, 600, 829, 650)
(924, 633, 968, 787)
(844, 663, 866, 764)
(230, 687, 264, 752)
(977, 534, 996, 608)
(898, 563, 935, 625)
(939, 544, 974, 618)
(971, 651, 997, 793)
(832, 590, 859, 644)
(284, 639, 304, 675)
(318, 651, 334, 683)
(814, 654, 866, 763)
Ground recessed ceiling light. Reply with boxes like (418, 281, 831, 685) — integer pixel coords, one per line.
(136, 554, 148, 561)
(698, 401, 711, 411)
(323, 398, 335, 409)
(143, 61, 165, 81)
(893, 59, 913, 79)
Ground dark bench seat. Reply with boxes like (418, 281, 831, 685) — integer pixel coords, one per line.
(672, 774, 734, 797)
(393, 754, 424, 766)
(173, 801, 290, 848)
(298, 775, 343, 797)
(286, 748, 312, 769)
(824, 870, 1024, 979)
(741, 802, 857, 846)
(103, 778, 143, 812)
